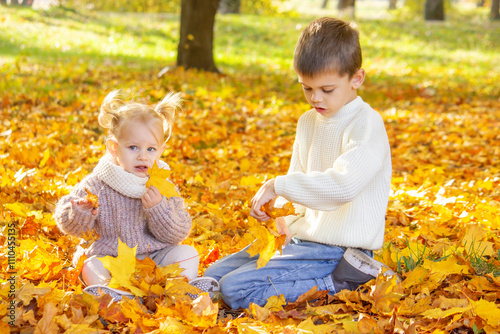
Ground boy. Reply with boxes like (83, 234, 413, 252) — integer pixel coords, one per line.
(204, 17, 393, 309)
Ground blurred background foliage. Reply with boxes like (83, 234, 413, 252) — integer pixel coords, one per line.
(56, 0, 287, 15)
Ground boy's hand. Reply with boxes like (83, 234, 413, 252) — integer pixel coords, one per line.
(275, 217, 292, 246)
(142, 186, 162, 209)
(250, 179, 277, 221)
(71, 199, 98, 216)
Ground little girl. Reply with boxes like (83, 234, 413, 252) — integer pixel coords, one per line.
(54, 90, 218, 300)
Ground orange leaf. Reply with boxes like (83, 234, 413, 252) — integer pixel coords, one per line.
(261, 201, 297, 219)
(84, 187, 100, 209)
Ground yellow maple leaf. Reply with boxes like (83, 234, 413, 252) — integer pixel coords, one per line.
(263, 294, 286, 312)
(246, 218, 287, 269)
(100, 239, 145, 297)
(146, 161, 179, 199)
(422, 256, 471, 278)
(421, 306, 471, 319)
(469, 298, 500, 326)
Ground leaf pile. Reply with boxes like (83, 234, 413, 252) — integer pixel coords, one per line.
(1, 6, 500, 334)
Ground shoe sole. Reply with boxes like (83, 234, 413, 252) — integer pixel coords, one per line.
(343, 248, 395, 278)
(83, 285, 134, 301)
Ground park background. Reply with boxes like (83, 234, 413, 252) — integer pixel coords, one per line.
(1, 0, 500, 333)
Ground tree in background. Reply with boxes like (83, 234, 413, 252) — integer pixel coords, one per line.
(425, 0, 445, 20)
(492, 0, 500, 20)
(338, 0, 356, 19)
(219, 0, 241, 13)
(177, 0, 220, 72)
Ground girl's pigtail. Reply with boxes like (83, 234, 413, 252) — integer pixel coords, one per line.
(98, 90, 125, 134)
(155, 92, 183, 141)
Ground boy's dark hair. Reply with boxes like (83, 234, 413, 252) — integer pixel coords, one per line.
(293, 17, 362, 78)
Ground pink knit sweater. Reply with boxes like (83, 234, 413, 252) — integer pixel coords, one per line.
(54, 157, 192, 258)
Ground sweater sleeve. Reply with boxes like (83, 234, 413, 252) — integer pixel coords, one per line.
(53, 176, 99, 237)
(274, 112, 390, 211)
(145, 197, 192, 244)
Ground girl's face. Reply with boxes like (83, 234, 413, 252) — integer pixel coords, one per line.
(107, 120, 166, 178)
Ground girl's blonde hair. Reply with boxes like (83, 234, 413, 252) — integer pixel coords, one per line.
(98, 90, 182, 142)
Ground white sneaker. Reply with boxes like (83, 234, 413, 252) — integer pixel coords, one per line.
(83, 285, 134, 302)
(332, 248, 397, 292)
(188, 277, 220, 299)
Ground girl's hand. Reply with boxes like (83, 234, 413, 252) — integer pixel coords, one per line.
(142, 186, 162, 209)
(275, 217, 292, 246)
(250, 179, 277, 221)
(71, 199, 98, 216)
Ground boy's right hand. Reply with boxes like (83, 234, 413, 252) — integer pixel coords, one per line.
(250, 179, 277, 221)
(71, 199, 98, 216)
(275, 217, 292, 246)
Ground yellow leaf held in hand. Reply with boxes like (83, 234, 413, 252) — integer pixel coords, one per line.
(261, 201, 297, 219)
(146, 161, 180, 199)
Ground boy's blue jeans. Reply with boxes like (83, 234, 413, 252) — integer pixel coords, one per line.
(204, 238, 372, 309)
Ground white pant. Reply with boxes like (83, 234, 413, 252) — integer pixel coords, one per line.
(81, 244, 200, 285)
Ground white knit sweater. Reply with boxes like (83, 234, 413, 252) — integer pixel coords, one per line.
(274, 97, 392, 250)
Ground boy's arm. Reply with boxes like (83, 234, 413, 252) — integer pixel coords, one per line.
(145, 197, 192, 244)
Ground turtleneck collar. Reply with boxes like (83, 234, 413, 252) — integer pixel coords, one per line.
(93, 153, 169, 198)
(316, 96, 364, 123)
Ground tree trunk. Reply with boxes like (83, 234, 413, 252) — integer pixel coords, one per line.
(492, 0, 500, 20)
(389, 0, 397, 10)
(338, 0, 355, 19)
(425, 0, 445, 20)
(219, 0, 240, 14)
(177, 0, 220, 72)
(321, 0, 329, 9)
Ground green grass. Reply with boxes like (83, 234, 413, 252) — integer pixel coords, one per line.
(0, 3, 499, 106)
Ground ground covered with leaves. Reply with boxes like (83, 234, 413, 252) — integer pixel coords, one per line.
(1, 5, 500, 334)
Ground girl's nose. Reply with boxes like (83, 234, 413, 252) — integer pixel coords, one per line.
(138, 151, 148, 160)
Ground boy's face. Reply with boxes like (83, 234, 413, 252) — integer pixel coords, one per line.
(107, 120, 166, 178)
(298, 69, 365, 118)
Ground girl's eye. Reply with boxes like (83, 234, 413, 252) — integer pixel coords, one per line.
(147, 147, 156, 152)
(302, 86, 312, 91)
(129, 145, 138, 150)
(323, 89, 334, 94)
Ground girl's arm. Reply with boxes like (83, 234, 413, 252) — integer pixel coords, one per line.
(53, 176, 100, 237)
(145, 197, 192, 244)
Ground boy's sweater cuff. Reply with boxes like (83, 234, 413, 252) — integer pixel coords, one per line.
(274, 175, 287, 198)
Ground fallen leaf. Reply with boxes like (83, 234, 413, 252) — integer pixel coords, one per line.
(99, 239, 145, 296)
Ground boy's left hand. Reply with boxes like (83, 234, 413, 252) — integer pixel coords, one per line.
(142, 186, 162, 209)
(250, 179, 277, 221)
